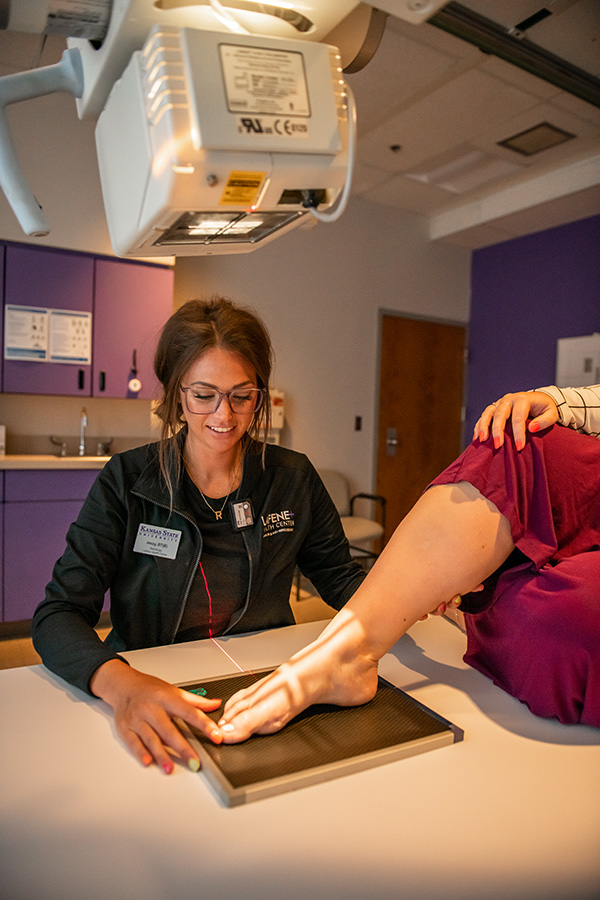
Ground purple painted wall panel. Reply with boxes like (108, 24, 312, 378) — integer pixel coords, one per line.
(466, 214, 600, 444)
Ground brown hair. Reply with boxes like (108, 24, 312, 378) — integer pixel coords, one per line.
(153, 296, 273, 497)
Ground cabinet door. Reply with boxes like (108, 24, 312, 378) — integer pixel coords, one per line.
(3, 245, 94, 395)
(0, 473, 3, 614)
(3, 499, 86, 621)
(93, 259, 173, 399)
(2, 469, 101, 623)
(0, 245, 5, 392)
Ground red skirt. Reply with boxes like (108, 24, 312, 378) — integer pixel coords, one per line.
(430, 424, 600, 726)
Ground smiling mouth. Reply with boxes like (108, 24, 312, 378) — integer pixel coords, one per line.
(209, 425, 236, 433)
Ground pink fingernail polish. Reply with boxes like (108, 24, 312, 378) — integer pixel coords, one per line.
(162, 761, 174, 775)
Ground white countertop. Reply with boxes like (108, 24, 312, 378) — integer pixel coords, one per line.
(1, 617, 599, 900)
(0, 454, 110, 469)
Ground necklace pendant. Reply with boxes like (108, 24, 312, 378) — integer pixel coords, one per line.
(215, 511, 223, 520)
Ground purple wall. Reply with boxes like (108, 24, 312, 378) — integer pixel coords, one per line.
(465, 214, 600, 445)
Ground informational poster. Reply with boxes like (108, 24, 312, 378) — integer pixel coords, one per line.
(4, 306, 48, 361)
(49, 310, 92, 363)
(4, 305, 92, 365)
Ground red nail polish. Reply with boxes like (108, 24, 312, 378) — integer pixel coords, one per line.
(162, 761, 174, 775)
(494, 436, 501, 449)
(478, 431, 485, 442)
(515, 439, 524, 451)
(529, 422, 540, 433)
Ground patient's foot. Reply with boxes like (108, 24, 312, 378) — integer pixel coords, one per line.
(218, 614, 379, 742)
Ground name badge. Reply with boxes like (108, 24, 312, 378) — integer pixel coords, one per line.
(230, 499, 254, 530)
(133, 523, 182, 559)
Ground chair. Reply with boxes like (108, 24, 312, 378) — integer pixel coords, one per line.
(318, 469, 386, 565)
(294, 470, 387, 606)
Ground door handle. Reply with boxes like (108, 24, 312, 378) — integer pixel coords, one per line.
(386, 427, 398, 457)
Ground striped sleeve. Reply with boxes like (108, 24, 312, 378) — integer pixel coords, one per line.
(536, 385, 600, 437)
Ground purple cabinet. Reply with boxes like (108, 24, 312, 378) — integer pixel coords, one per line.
(0, 474, 3, 615)
(1, 244, 174, 399)
(3, 245, 94, 395)
(92, 259, 174, 399)
(0, 246, 5, 392)
(2, 469, 100, 622)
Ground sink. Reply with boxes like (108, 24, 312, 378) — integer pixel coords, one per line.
(50, 436, 113, 457)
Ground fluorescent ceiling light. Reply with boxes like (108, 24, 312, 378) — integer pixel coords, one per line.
(405, 146, 520, 193)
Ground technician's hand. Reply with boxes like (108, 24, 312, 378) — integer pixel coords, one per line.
(473, 391, 559, 451)
(90, 659, 224, 773)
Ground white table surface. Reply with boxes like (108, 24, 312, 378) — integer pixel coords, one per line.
(1, 617, 599, 900)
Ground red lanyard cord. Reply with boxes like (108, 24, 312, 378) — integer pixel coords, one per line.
(198, 557, 257, 679)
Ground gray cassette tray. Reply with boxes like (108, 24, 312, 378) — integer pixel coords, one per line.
(178, 668, 463, 806)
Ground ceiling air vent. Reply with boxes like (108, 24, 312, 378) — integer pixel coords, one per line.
(498, 122, 576, 156)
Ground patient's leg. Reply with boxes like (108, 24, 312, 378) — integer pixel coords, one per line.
(220, 481, 514, 740)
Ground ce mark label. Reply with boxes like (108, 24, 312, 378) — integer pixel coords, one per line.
(275, 119, 308, 136)
(238, 117, 308, 137)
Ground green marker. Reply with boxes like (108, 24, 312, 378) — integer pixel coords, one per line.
(188, 686, 208, 697)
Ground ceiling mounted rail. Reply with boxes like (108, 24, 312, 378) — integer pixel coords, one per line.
(429, 1, 600, 110)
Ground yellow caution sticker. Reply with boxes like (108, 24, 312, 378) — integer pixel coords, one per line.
(220, 171, 266, 207)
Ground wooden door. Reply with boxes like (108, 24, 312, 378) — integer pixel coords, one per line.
(376, 315, 466, 543)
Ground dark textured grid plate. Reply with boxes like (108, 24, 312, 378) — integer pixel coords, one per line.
(178, 669, 463, 806)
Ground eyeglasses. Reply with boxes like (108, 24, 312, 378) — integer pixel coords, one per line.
(180, 384, 264, 415)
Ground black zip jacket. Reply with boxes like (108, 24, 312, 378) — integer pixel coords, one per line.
(32, 439, 366, 693)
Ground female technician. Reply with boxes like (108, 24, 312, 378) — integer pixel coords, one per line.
(32, 297, 368, 774)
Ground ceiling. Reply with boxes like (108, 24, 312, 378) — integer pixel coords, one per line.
(344, 0, 600, 247)
(0, 0, 599, 249)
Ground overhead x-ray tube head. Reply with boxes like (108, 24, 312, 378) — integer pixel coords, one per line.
(95, 26, 352, 256)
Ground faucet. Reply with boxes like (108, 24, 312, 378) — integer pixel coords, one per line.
(79, 407, 87, 456)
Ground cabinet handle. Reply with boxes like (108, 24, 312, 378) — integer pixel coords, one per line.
(78, 369, 85, 390)
(99, 371, 106, 392)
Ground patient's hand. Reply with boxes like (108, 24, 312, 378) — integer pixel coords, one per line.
(419, 593, 464, 620)
(419, 586, 485, 620)
(473, 390, 559, 450)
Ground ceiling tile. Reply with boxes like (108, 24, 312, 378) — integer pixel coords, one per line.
(356, 67, 543, 172)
